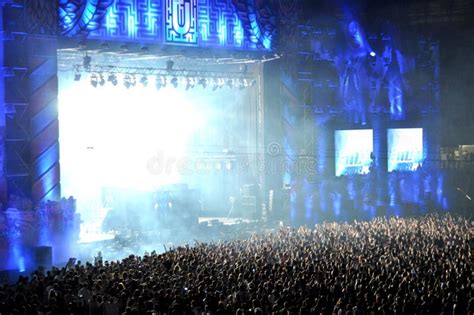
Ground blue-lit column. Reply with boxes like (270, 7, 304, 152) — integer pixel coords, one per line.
(0, 4, 6, 203)
(314, 116, 331, 222)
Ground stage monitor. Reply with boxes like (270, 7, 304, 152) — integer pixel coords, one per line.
(388, 128, 423, 172)
(335, 129, 373, 176)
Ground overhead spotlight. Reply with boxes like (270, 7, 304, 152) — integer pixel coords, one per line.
(155, 76, 163, 90)
(170, 77, 178, 88)
(166, 60, 174, 71)
(238, 78, 246, 90)
(186, 77, 195, 91)
(108, 74, 118, 86)
(140, 75, 148, 87)
(90, 73, 98, 87)
(198, 78, 207, 89)
(156, 76, 167, 90)
(124, 74, 133, 89)
(212, 78, 219, 91)
(99, 73, 106, 86)
(74, 72, 81, 81)
(218, 78, 225, 89)
(369, 51, 377, 66)
(83, 53, 91, 69)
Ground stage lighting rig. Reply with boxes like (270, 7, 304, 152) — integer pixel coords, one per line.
(108, 74, 118, 86)
(124, 74, 136, 89)
(73, 63, 258, 91)
(238, 78, 247, 89)
(83, 53, 92, 69)
(140, 75, 148, 87)
(90, 73, 98, 87)
(198, 78, 207, 89)
(170, 77, 178, 88)
(212, 78, 219, 91)
(99, 73, 106, 86)
(185, 77, 195, 90)
(166, 60, 174, 71)
(155, 76, 166, 90)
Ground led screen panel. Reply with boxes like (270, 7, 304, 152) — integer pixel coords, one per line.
(335, 129, 373, 176)
(388, 128, 423, 172)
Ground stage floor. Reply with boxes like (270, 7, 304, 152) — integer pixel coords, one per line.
(198, 217, 256, 225)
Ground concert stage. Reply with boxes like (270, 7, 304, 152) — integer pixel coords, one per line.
(2, 0, 472, 275)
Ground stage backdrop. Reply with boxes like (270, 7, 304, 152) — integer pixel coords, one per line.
(58, 55, 261, 241)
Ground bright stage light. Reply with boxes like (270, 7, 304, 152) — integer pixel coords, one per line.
(166, 60, 174, 71)
(124, 74, 136, 89)
(59, 83, 203, 192)
(198, 78, 207, 89)
(369, 51, 376, 57)
(90, 73, 98, 87)
(83, 53, 91, 68)
(99, 73, 105, 86)
(171, 77, 178, 88)
(155, 76, 166, 90)
(186, 77, 195, 90)
(59, 62, 257, 242)
(59, 79, 205, 242)
(108, 74, 118, 86)
(140, 75, 148, 87)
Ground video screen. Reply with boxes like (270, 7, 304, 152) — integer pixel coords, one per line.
(335, 129, 373, 176)
(388, 128, 423, 172)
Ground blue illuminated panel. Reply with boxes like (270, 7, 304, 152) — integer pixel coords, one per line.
(335, 129, 373, 176)
(165, 0, 198, 45)
(198, 0, 246, 48)
(80, 0, 268, 50)
(89, 0, 163, 41)
(388, 128, 423, 172)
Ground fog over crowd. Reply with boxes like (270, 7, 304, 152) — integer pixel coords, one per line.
(0, 213, 472, 315)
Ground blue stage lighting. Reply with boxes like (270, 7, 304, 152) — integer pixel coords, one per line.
(170, 77, 178, 88)
(166, 60, 174, 71)
(90, 73, 98, 87)
(83, 53, 91, 68)
(99, 73, 106, 86)
(124, 74, 135, 89)
(198, 78, 207, 89)
(108, 74, 118, 86)
(140, 75, 148, 87)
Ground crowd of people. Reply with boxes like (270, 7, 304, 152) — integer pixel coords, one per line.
(0, 213, 472, 314)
